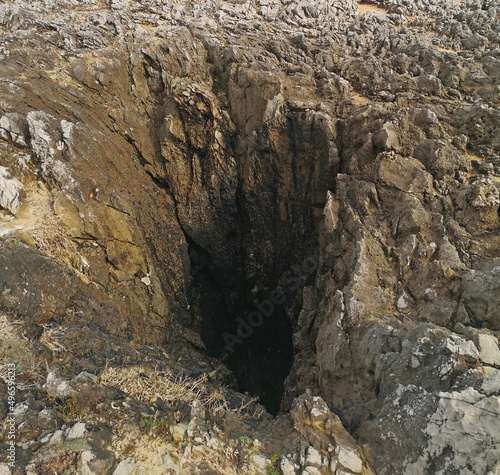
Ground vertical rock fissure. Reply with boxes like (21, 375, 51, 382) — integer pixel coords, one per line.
(185, 228, 298, 416)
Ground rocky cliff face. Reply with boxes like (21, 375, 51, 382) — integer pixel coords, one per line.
(0, 0, 499, 473)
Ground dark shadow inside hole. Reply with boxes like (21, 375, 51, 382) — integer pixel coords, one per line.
(218, 304, 294, 416)
(188, 239, 294, 416)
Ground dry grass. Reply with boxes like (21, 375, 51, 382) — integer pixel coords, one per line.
(0, 315, 42, 387)
(111, 420, 265, 475)
(1, 179, 88, 280)
(100, 365, 265, 421)
(30, 212, 82, 271)
(39, 324, 67, 355)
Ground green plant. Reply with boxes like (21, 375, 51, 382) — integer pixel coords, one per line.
(55, 394, 83, 423)
(53, 439, 86, 452)
(139, 414, 172, 439)
(266, 452, 281, 475)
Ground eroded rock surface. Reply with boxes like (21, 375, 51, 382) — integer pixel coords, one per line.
(0, 0, 499, 473)
(0, 167, 24, 215)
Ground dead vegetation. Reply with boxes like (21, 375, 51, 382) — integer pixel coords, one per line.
(0, 315, 67, 388)
(0, 315, 42, 387)
(28, 443, 83, 475)
(100, 365, 266, 421)
(0, 176, 88, 280)
(38, 323, 67, 355)
(30, 211, 83, 273)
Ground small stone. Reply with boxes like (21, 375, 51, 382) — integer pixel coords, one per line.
(71, 372, 98, 386)
(80, 450, 95, 475)
(304, 467, 321, 475)
(37, 409, 60, 431)
(162, 453, 180, 474)
(44, 372, 71, 398)
(397, 294, 408, 310)
(171, 422, 188, 441)
(67, 422, 86, 440)
(281, 457, 297, 475)
(87, 446, 116, 475)
(423, 288, 438, 302)
(251, 454, 268, 470)
(46, 430, 64, 445)
(112, 460, 134, 475)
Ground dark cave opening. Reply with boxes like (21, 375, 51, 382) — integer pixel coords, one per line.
(188, 238, 295, 416)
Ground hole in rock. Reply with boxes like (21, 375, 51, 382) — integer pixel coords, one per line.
(188, 239, 295, 416)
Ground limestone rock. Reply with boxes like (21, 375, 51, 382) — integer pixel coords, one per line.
(112, 460, 134, 475)
(0, 167, 25, 215)
(406, 388, 500, 474)
(86, 446, 116, 475)
(0, 113, 29, 148)
(44, 372, 71, 399)
(374, 153, 433, 195)
(474, 334, 500, 367)
(84, 425, 114, 450)
(66, 422, 86, 440)
(460, 264, 500, 331)
(37, 409, 60, 431)
(291, 391, 365, 473)
(413, 139, 467, 178)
